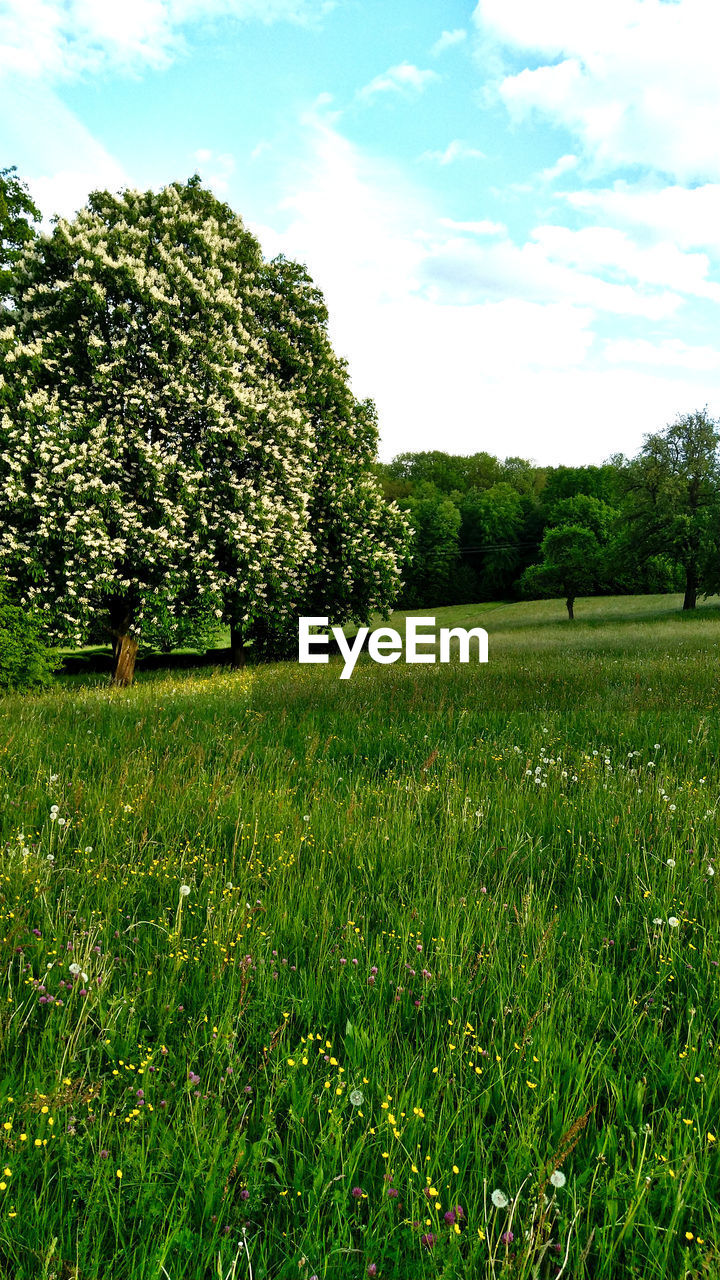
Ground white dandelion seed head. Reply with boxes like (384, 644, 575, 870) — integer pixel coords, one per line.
(550, 1170, 566, 1189)
(179, 884, 191, 897)
(666, 859, 676, 867)
(708, 866, 715, 877)
(491, 1189, 509, 1209)
(653, 918, 663, 926)
(668, 916, 679, 928)
(349, 1089, 364, 1107)
(68, 963, 81, 975)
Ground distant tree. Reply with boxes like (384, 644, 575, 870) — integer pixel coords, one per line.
(400, 496, 462, 608)
(541, 463, 622, 509)
(459, 483, 526, 599)
(0, 167, 41, 304)
(622, 409, 720, 610)
(520, 524, 602, 619)
(545, 494, 618, 543)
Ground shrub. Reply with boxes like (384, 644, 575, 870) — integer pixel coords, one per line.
(0, 583, 59, 692)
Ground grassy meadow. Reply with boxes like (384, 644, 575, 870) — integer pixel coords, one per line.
(1, 593, 720, 1279)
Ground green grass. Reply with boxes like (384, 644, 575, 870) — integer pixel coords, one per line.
(1, 593, 720, 1278)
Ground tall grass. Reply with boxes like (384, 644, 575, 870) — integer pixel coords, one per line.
(0, 595, 719, 1278)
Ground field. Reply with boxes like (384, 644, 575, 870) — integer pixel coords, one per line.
(1, 593, 720, 1279)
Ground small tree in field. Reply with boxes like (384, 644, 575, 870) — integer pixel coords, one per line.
(0, 180, 314, 684)
(520, 524, 601, 619)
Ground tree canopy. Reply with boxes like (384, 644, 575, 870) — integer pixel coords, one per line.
(0, 179, 406, 682)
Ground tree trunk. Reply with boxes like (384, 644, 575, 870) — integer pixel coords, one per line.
(230, 623, 246, 669)
(566, 596, 575, 620)
(683, 563, 698, 610)
(112, 634, 138, 687)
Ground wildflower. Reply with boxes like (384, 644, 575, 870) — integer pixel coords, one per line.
(179, 885, 191, 897)
(491, 1189, 509, 1209)
(550, 1170, 566, 1188)
(387, 1187, 399, 1198)
(420, 1233, 436, 1249)
(501, 1231, 514, 1244)
(666, 859, 676, 868)
(367, 1266, 377, 1277)
(668, 917, 680, 928)
(351, 1186, 363, 1199)
(69, 963, 81, 976)
(444, 1210, 456, 1224)
(349, 1089, 364, 1106)
(653, 918, 663, 925)
(100, 1149, 109, 1159)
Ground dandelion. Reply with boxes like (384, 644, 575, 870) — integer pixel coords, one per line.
(69, 963, 81, 975)
(491, 1189, 509, 1209)
(179, 885, 191, 897)
(550, 1170, 566, 1188)
(668, 917, 680, 928)
(666, 859, 676, 868)
(349, 1089, 364, 1107)
(653, 917, 663, 925)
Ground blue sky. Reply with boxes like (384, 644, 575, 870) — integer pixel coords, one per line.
(3, 0, 720, 464)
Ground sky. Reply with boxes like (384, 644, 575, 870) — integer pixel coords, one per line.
(3, 0, 720, 465)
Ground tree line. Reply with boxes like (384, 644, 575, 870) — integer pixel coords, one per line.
(376, 411, 720, 619)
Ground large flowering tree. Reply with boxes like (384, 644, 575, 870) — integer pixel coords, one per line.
(0, 180, 314, 683)
(246, 255, 410, 659)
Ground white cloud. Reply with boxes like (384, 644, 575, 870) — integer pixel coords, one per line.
(566, 181, 720, 254)
(421, 139, 486, 165)
(431, 28, 467, 57)
(605, 338, 720, 372)
(420, 233, 681, 319)
(358, 62, 439, 101)
(539, 153, 578, 183)
(250, 108, 720, 463)
(530, 225, 720, 302)
(0, 0, 334, 81)
(474, 0, 720, 182)
(439, 217, 507, 237)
